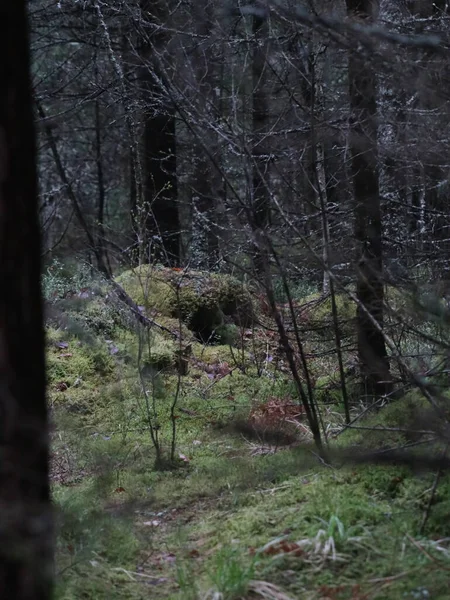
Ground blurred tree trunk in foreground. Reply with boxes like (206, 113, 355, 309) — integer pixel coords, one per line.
(0, 3, 53, 598)
(346, 0, 391, 397)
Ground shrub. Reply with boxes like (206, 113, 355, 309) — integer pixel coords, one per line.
(43, 259, 94, 302)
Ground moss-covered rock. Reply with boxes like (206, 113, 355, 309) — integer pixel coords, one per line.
(302, 292, 356, 337)
(110, 328, 176, 372)
(192, 343, 247, 366)
(116, 265, 254, 342)
(155, 316, 194, 341)
(335, 390, 431, 449)
(314, 374, 344, 404)
(141, 331, 178, 372)
(314, 374, 363, 405)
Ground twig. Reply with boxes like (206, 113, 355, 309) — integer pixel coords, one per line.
(110, 567, 166, 580)
(406, 534, 450, 571)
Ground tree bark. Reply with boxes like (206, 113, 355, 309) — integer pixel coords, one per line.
(189, 3, 221, 270)
(93, 51, 111, 274)
(346, 0, 391, 397)
(0, 3, 53, 597)
(142, 93, 180, 265)
(140, 1, 180, 266)
(251, 7, 271, 275)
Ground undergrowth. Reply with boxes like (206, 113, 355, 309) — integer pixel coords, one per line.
(48, 267, 450, 600)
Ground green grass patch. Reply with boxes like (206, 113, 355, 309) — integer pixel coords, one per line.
(48, 279, 450, 600)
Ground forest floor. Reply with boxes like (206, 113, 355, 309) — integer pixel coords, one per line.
(47, 267, 450, 600)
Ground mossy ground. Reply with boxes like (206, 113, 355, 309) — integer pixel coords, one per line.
(49, 275, 450, 600)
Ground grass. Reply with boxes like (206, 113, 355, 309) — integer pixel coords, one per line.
(53, 400, 450, 599)
(48, 277, 450, 600)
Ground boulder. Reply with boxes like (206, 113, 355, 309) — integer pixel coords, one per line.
(116, 265, 254, 342)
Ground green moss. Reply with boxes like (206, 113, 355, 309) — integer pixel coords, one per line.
(113, 328, 180, 372)
(54, 482, 143, 600)
(213, 323, 239, 345)
(46, 326, 116, 384)
(421, 474, 450, 535)
(315, 374, 343, 404)
(47, 343, 96, 385)
(314, 374, 363, 408)
(164, 458, 450, 599)
(47, 286, 450, 600)
(379, 390, 429, 424)
(116, 265, 253, 341)
(77, 297, 117, 336)
(335, 390, 431, 449)
(193, 343, 247, 366)
(303, 292, 356, 336)
(142, 331, 177, 370)
(156, 316, 194, 341)
(49, 295, 124, 341)
(116, 265, 175, 313)
(54, 388, 97, 416)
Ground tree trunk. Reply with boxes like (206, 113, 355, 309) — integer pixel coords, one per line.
(251, 7, 271, 275)
(189, 3, 221, 270)
(94, 79, 111, 274)
(140, 1, 180, 267)
(0, 3, 53, 597)
(346, 0, 391, 397)
(142, 96, 180, 266)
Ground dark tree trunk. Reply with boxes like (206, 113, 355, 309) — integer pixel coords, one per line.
(251, 8, 271, 274)
(191, 153, 221, 269)
(140, 1, 180, 267)
(401, 1, 450, 279)
(0, 3, 53, 597)
(346, 0, 391, 397)
(94, 90, 110, 274)
(189, 4, 221, 270)
(128, 147, 139, 265)
(143, 101, 180, 266)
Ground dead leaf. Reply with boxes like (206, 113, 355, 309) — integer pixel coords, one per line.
(261, 540, 304, 557)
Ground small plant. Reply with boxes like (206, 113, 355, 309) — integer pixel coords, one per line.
(176, 559, 200, 600)
(134, 271, 185, 470)
(301, 515, 371, 561)
(257, 515, 371, 570)
(205, 547, 256, 600)
(42, 258, 95, 302)
(213, 323, 239, 346)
